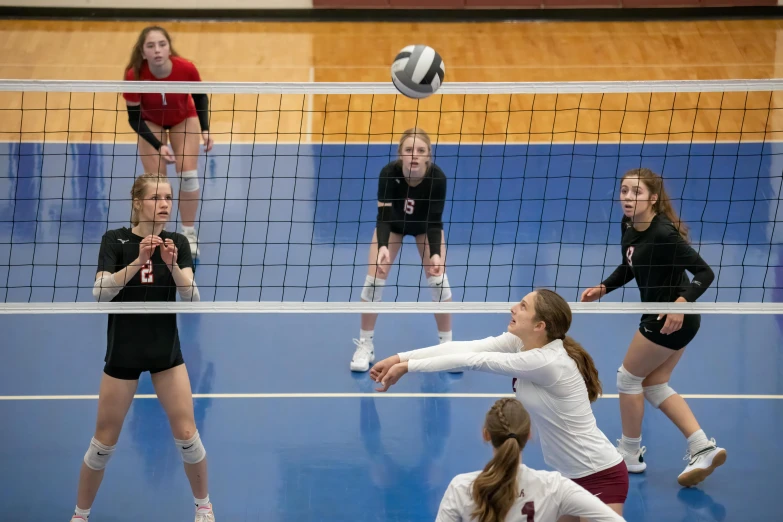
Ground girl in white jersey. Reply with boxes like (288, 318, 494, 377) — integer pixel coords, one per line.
(371, 289, 628, 515)
(436, 398, 626, 522)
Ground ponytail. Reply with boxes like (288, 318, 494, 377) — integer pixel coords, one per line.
(471, 398, 531, 522)
(532, 289, 603, 402)
(562, 335, 602, 402)
(471, 438, 521, 522)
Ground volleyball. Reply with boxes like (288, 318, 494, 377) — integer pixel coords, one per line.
(391, 45, 445, 99)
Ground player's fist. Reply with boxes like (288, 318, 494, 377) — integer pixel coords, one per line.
(138, 235, 162, 264)
(161, 238, 178, 269)
(580, 285, 607, 302)
(370, 354, 401, 383)
(375, 362, 408, 392)
(375, 246, 392, 278)
(427, 254, 444, 277)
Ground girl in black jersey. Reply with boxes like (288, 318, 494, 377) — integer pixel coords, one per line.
(69, 173, 215, 522)
(350, 128, 453, 373)
(581, 168, 725, 488)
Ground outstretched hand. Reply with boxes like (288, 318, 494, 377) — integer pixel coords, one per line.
(370, 354, 401, 383)
(374, 362, 408, 392)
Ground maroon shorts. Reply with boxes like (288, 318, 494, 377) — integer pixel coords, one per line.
(572, 461, 629, 505)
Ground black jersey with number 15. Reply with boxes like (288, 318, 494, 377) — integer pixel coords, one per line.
(601, 214, 714, 304)
(96, 227, 193, 369)
(377, 161, 447, 237)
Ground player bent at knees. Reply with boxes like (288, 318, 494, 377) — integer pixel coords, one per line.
(615, 334, 726, 487)
(582, 167, 724, 488)
(123, 25, 214, 259)
(351, 228, 452, 373)
(351, 127, 453, 373)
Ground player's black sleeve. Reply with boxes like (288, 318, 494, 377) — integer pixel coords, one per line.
(96, 232, 121, 275)
(191, 93, 210, 132)
(425, 169, 447, 258)
(127, 104, 162, 151)
(375, 165, 396, 249)
(601, 221, 635, 293)
(663, 227, 714, 302)
(376, 206, 393, 249)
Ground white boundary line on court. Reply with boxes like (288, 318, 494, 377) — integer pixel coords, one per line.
(0, 393, 780, 400)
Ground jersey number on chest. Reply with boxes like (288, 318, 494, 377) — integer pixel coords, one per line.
(140, 260, 154, 284)
(404, 198, 415, 215)
(522, 501, 535, 521)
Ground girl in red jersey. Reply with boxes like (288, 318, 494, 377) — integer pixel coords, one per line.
(123, 26, 213, 258)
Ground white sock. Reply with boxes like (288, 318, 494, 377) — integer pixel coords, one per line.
(687, 429, 713, 455)
(195, 495, 211, 509)
(359, 329, 374, 342)
(74, 506, 90, 519)
(620, 434, 641, 454)
(181, 225, 195, 234)
(438, 331, 452, 344)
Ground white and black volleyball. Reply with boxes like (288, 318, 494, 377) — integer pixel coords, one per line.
(391, 45, 445, 99)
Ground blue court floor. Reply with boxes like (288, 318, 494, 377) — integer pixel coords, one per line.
(1, 141, 782, 521)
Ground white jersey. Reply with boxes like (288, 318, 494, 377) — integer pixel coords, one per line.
(436, 464, 626, 522)
(399, 333, 622, 479)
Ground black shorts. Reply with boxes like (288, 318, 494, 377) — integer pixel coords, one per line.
(639, 313, 700, 350)
(103, 352, 185, 381)
(389, 222, 426, 238)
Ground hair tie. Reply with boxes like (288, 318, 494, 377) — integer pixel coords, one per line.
(505, 433, 520, 444)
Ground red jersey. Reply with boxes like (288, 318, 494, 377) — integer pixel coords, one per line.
(123, 56, 200, 127)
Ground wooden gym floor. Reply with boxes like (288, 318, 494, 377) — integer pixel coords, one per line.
(0, 18, 781, 144)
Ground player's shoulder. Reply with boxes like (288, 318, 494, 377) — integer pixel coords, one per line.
(496, 331, 524, 350)
(447, 469, 483, 492)
(172, 55, 198, 72)
(379, 161, 402, 177)
(103, 227, 131, 240)
(652, 214, 686, 239)
(123, 67, 135, 81)
(519, 464, 569, 491)
(429, 163, 447, 179)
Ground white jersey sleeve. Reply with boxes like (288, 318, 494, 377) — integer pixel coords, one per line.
(434, 478, 467, 522)
(399, 332, 522, 362)
(404, 340, 562, 387)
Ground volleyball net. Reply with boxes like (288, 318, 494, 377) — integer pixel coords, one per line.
(1, 78, 783, 314)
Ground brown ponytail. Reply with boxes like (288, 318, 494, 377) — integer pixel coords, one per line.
(532, 288, 603, 402)
(471, 398, 531, 522)
(623, 167, 689, 242)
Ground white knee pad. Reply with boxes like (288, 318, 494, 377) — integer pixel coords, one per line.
(176, 431, 206, 465)
(83, 437, 116, 471)
(643, 382, 677, 408)
(427, 273, 452, 302)
(361, 275, 386, 302)
(179, 170, 199, 193)
(616, 365, 644, 395)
